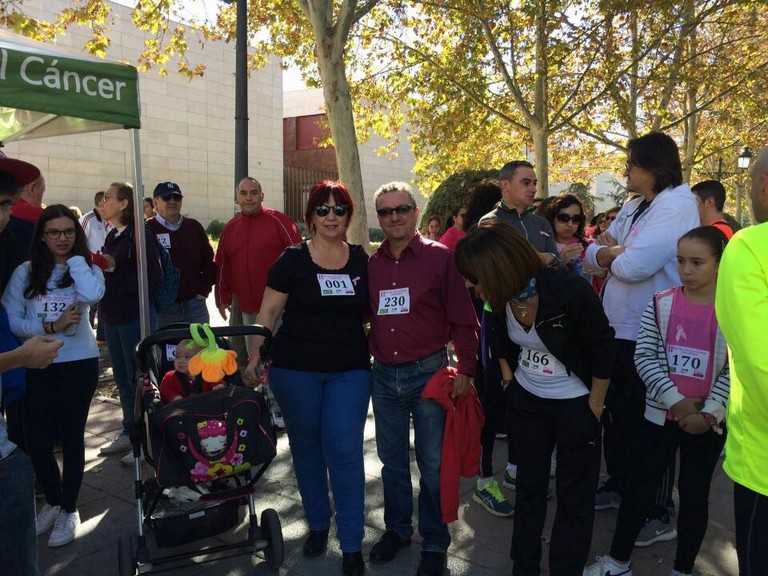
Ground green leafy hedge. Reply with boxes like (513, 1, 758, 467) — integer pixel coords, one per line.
(420, 168, 499, 229)
(206, 219, 225, 240)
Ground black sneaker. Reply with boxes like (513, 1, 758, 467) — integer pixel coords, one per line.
(416, 551, 447, 576)
(302, 528, 329, 558)
(342, 551, 365, 576)
(369, 530, 411, 564)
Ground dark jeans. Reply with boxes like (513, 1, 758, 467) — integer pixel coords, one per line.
(24, 358, 99, 512)
(602, 339, 646, 495)
(733, 482, 768, 576)
(510, 385, 601, 576)
(157, 297, 210, 328)
(3, 397, 26, 452)
(0, 448, 38, 575)
(103, 311, 155, 435)
(610, 419, 726, 573)
(372, 350, 450, 553)
(478, 358, 508, 477)
(477, 306, 514, 476)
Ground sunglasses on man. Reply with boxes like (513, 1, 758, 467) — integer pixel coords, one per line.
(376, 204, 415, 218)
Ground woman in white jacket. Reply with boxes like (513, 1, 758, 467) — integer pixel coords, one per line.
(2, 205, 105, 549)
(585, 226, 730, 576)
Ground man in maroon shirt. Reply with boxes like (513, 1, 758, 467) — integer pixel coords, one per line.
(367, 181, 478, 576)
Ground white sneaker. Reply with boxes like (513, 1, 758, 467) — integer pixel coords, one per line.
(36, 503, 61, 536)
(583, 556, 633, 576)
(121, 449, 145, 466)
(100, 432, 131, 455)
(272, 410, 286, 429)
(48, 510, 80, 547)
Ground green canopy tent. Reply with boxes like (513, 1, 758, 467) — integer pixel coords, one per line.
(0, 29, 153, 337)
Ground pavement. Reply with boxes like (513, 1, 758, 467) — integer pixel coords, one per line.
(37, 295, 739, 576)
(37, 392, 739, 576)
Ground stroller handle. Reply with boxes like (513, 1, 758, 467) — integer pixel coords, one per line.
(135, 324, 273, 371)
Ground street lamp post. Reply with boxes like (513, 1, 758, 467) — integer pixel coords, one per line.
(737, 147, 753, 224)
(223, 0, 249, 359)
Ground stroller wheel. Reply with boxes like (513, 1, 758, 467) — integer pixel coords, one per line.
(118, 535, 137, 576)
(260, 509, 284, 569)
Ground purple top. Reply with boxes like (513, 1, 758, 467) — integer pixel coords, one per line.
(368, 233, 478, 375)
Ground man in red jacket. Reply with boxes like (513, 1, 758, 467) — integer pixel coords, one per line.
(215, 177, 301, 323)
(214, 177, 301, 427)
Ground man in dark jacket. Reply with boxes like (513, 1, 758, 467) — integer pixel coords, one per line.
(146, 182, 216, 327)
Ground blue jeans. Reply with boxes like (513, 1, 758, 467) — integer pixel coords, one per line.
(103, 312, 155, 435)
(0, 448, 39, 575)
(269, 367, 371, 552)
(157, 297, 210, 328)
(371, 349, 449, 553)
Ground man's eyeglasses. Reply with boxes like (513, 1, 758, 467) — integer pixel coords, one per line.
(160, 194, 182, 202)
(376, 204, 415, 218)
(555, 213, 585, 224)
(314, 204, 349, 217)
(625, 160, 636, 170)
(44, 228, 76, 240)
(0, 199, 13, 209)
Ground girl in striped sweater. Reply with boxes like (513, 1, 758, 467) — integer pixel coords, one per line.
(585, 226, 730, 576)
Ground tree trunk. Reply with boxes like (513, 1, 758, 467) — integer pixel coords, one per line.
(533, 0, 550, 197)
(315, 40, 370, 249)
(530, 124, 549, 197)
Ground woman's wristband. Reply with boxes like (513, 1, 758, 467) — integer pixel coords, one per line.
(700, 412, 716, 427)
(589, 399, 606, 409)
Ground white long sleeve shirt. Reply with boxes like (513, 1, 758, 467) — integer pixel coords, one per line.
(585, 183, 700, 340)
(2, 256, 105, 363)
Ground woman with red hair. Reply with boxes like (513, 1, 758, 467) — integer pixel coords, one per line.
(245, 181, 370, 576)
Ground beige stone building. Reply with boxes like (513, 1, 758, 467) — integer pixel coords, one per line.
(2, 0, 284, 225)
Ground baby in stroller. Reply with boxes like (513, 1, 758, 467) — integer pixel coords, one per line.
(159, 339, 226, 404)
(118, 325, 284, 574)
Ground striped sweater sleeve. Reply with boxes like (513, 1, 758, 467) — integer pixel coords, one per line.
(635, 296, 685, 425)
(701, 330, 729, 423)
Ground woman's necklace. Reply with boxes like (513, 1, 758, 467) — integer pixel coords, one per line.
(513, 303, 528, 318)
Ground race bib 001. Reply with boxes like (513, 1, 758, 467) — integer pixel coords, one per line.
(317, 274, 355, 296)
(666, 345, 709, 380)
(377, 288, 410, 315)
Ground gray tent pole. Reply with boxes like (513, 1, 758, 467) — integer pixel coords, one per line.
(131, 127, 152, 339)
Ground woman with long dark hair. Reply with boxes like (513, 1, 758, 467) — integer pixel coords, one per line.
(455, 221, 615, 575)
(2, 204, 104, 547)
(97, 182, 162, 461)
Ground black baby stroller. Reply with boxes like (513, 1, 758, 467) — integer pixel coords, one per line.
(117, 323, 284, 575)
